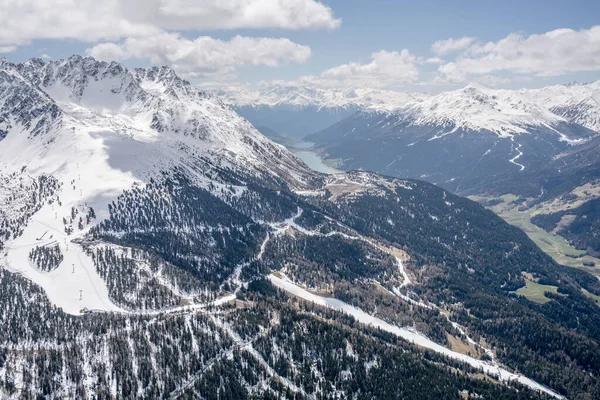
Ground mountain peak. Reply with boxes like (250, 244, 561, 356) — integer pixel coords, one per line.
(133, 64, 196, 99)
(0, 56, 316, 190)
(462, 82, 489, 91)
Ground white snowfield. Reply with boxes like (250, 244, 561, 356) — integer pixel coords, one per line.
(402, 83, 568, 137)
(0, 117, 141, 314)
(4, 211, 124, 315)
(530, 80, 600, 133)
(268, 273, 564, 400)
(0, 115, 142, 314)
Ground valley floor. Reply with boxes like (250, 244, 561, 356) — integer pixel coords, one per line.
(471, 194, 600, 278)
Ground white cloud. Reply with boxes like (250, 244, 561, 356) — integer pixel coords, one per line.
(40, 54, 52, 60)
(431, 36, 475, 55)
(291, 50, 420, 89)
(87, 43, 127, 61)
(0, 0, 339, 46)
(473, 75, 512, 87)
(425, 57, 444, 64)
(0, 45, 16, 53)
(86, 33, 311, 78)
(0, 0, 156, 46)
(437, 26, 600, 83)
(122, 0, 341, 31)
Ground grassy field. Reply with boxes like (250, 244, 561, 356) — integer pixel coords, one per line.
(515, 280, 560, 304)
(470, 195, 600, 277)
(447, 334, 482, 358)
(583, 288, 600, 307)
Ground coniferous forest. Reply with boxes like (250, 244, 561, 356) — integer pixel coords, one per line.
(2, 170, 600, 399)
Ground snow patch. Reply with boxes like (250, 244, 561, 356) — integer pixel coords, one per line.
(269, 273, 564, 399)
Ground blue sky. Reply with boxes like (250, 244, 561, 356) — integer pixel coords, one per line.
(2, 0, 599, 92)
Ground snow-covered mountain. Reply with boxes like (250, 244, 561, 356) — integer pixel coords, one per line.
(389, 81, 600, 138)
(2, 56, 599, 400)
(213, 84, 430, 138)
(398, 83, 571, 138)
(4, 56, 315, 187)
(215, 85, 429, 111)
(216, 81, 600, 141)
(0, 55, 318, 314)
(529, 81, 600, 133)
(307, 83, 598, 193)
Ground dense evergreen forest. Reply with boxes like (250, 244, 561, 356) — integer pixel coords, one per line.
(0, 268, 551, 400)
(301, 173, 600, 398)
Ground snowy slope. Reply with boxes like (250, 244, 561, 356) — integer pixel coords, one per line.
(0, 56, 318, 315)
(217, 81, 600, 137)
(307, 82, 599, 193)
(397, 83, 570, 138)
(269, 273, 563, 399)
(529, 81, 600, 133)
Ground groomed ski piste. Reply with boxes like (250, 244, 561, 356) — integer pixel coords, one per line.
(269, 273, 563, 399)
(0, 121, 142, 315)
(3, 213, 124, 315)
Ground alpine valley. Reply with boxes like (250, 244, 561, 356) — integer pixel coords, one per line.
(219, 81, 600, 274)
(2, 56, 600, 400)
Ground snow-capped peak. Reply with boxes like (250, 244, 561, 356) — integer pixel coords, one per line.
(0, 55, 320, 313)
(0, 59, 63, 138)
(528, 80, 600, 132)
(133, 65, 198, 99)
(216, 80, 600, 136)
(399, 84, 566, 137)
(462, 82, 489, 92)
(0, 56, 318, 185)
(1, 55, 318, 194)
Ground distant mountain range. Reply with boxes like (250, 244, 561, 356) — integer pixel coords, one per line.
(214, 81, 600, 140)
(304, 82, 599, 194)
(213, 85, 430, 138)
(216, 81, 600, 195)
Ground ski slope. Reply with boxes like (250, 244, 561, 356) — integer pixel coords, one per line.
(0, 55, 320, 315)
(269, 273, 564, 399)
(4, 211, 124, 315)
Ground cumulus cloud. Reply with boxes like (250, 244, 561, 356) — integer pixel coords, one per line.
(437, 26, 600, 83)
(0, 0, 156, 46)
(86, 33, 311, 78)
(0, 45, 16, 53)
(121, 0, 341, 31)
(290, 50, 420, 89)
(431, 36, 475, 55)
(0, 0, 339, 46)
(425, 57, 444, 64)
